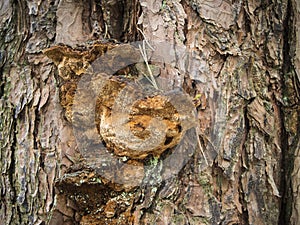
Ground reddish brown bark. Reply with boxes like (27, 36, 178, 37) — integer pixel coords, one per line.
(0, 0, 299, 224)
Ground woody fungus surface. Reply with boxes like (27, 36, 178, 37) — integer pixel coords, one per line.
(97, 77, 184, 159)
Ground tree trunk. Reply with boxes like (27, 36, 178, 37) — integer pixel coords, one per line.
(0, 0, 299, 225)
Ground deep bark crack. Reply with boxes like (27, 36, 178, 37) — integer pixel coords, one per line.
(33, 106, 40, 150)
(239, 104, 250, 225)
(8, 117, 21, 224)
(278, 0, 294, 224)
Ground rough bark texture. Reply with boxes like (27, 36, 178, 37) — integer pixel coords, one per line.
(0, 0, 299, 225)
(290, 0, 300, 224)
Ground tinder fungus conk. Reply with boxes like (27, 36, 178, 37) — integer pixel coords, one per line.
(97, 77, 184, 159)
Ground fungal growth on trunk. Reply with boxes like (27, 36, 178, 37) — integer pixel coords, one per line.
(44, 42, 196, 163)
(44, 42, 197, 223)
(97, 77, 184, 159)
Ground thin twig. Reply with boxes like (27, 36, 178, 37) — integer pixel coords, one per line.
(137, 27, 154, 51)
(137, 30, 159, 89)
(104, 22, 108, 39)
(196, 127, 208, 165)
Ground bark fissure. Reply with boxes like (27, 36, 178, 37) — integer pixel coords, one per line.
(0, 66, 4, 98)
(32, 108, 38, 150)
(240, 104, 251, 225)
(242, 3, 251, 35)
(8, 118, 19, 224)
(278, 102, 291, 225)
(279, 0, 295, 223)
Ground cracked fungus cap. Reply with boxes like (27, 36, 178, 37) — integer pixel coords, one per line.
(68, 41, 200, 187)
(98, 80, 195, 159)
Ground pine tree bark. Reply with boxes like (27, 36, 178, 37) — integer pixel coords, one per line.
(0, 0, 299, 225)
(290, 1, 300, 224)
